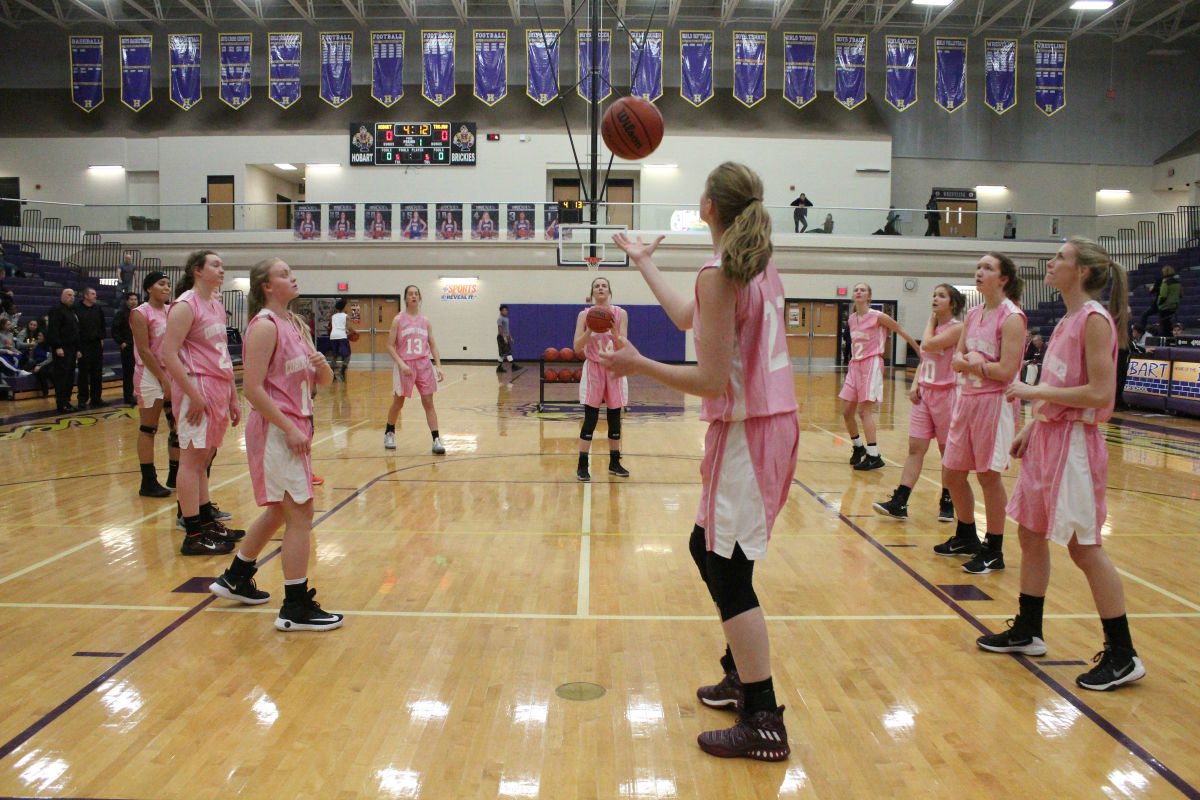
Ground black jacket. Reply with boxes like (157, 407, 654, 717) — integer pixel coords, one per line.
(46, 302, 80, 350)
(75, 302, 106, 344)
(112, 306, 133, 347)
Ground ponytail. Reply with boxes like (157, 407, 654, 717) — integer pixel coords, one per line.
(704, 162, 773, 286)
(1068, 236, 1129, 347)
(986, 251, 1023, 303)
(178, 249, 217, 298)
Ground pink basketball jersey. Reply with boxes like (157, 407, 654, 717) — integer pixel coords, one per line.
(582, 305, 624, 362)
(1032, 300, 1116, 425)
(174, 289, 234, 380)
(695, 259, 798, 423)
(917, 318, 960, 389)
(848, 309, 886, 362)
(959, 298, 1026, 396)
(246, 309, 315, 422)
(394, 312, 431, 363)
(132, 301, 169, 370)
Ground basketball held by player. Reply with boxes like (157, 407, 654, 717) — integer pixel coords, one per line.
(384, 285, 446, 455)
(129, 270, 178, 498)
(573, 276, 630, 481)
(209, 257, 343, 632)
(604, 162, 797, 761)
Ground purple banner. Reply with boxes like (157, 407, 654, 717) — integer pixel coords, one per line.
(423, 30, 455, 106)
(269, 33, 302, 109)
(169, 34, 202, 110)
(371, 32, 404, 107)
(984, 38, 1016, 114)
(294, 203, 321, 241)
(436, 203, 463, 240)
(1035, 40, 1066, 117)
(365, 203, 392, 240)
(783, 32, 816, 109)
(69, 36, 104, 112)
(885, 35, 917, 111)
(680, 31, 714, 107)
(526, 29, 560, 105)
(219, 34, 252, 109)
(834, 34, 866, 110)
(474, 30, 507, 105)
(577, 29, 611, 102)
(472, 203, 500, 240)
(400, 203, 429, 240)
(630, 30, 663, 102)
(120, 35, 153, 112)
(508, 203, 536, 240)
(321, 32, 353, 108)
(935, 37, 967, 112)
(329, 203, 356, 240)
(732, 31, 766, 108)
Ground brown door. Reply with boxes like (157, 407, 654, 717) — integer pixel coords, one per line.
(605, 179, 634, 228)
(936, 201, 978, 238)
(276, 194, 292, 230)
(207, 175, 234, 230)
(785, 301, 840, 364)
(372, 298, 400, 362)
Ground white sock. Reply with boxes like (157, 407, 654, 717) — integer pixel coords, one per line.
(851, 436, 864, 448)
(283, 576, 307, 585)
(866, 443, 879, 456)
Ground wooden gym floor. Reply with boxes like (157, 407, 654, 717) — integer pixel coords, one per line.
(0, 364, 1198, 799)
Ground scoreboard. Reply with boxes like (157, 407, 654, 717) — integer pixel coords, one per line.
(349, 122, 477, 167)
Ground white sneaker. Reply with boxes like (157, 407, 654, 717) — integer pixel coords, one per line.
(383, 431, 396, 450)
(432, 436, 446, 455)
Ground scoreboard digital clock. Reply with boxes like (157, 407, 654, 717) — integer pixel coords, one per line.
(349, 122, 477, 167)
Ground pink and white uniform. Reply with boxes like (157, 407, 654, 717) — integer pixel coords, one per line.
(1007, 301, 1115, 546)
(694, 259, 799, 560)
(171, 289, 235, 449)
(392, 311, 437, 397)
(245, 309, 316, 506)
(580, 304, 629, 408)
(838, 308, 886, 404)
(908, 318, 960, 446)
(133, 301, 169, 408)
(942, 298, 1027, 473)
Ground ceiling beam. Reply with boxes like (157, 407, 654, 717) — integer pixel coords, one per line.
(871, 0, 907, 32)
(282, 0, 314, 24)
(227, 0, 265, 26)
(121, 0, 159, 22)
(338, 0, 366, 24)
(667, 0, 681, 25)
(841, 0, 869, 24)
(11, 0, 65, 24)
(1070, 0, 1135, 38)
(1021, 0, 1075, 37)
(65, 0, 116, 25)
(1162, 16, 1200, 41)
(720, 0, 741, 23)
(972, 0, 1026, 35)
(1116, 0, 1191, 39)
(771, 0, 795, 27)
(922, 0, 967, 33)
(819, 0, 853, 29)
(394, 0, 416, 23)
(448, 0, 468, 23)
(175, 0, 215, 25)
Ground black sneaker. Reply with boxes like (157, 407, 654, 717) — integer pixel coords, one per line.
(849, 445, 866, 466)
(275, 589, 344, 632)
(180, 532, 236, 556)
(577, 464, 591, 482)
(962, 548, 1005, 574)
(609, 459, 630, 478)
(872, 493, 908, 520)
(139, 482, 172, 498)
(697, 706, 790, 761)
(205, 520, 245, 543)
(1076, 645, 1146, 691)
(854, 454, 885, 471)
(210, 571, 271, 605)
(933, 534, 981, 557)
(697, 671, 744, 712)
(976, 618, 1047, 656)
(938, 496, 956, 523)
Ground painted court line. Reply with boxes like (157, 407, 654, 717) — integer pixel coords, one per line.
(578, 481, 592, 617)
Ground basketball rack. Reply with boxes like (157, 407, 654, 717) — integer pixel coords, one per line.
(556, 223, 629, 269)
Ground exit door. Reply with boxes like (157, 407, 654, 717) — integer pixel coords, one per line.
(785, 300, 840, 365)
(936, 200, 978, 238)
(346, 297, 400, 365)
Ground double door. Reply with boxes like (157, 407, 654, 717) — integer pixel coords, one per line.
(345, 297, 400, 364)
(785, 300, 840, 365)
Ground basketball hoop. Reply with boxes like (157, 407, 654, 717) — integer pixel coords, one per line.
(584, 256, 602, 273)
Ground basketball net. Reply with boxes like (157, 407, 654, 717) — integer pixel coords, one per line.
(584, 256, 602, 273)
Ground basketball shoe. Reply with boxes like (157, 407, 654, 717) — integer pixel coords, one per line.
(275, 588, 344, 632)
(384, 431, 396, 449)
(697, 706, 790, 761)
(432, 436, 446, 455)
(937, 489, 955, 523)
(872, 491, 908, 520)
(933, 534, 981, 557)
(854, 454, 885, 471)
(697, 671, 744, 712)
(180, 531, 235, 556)
(210, 570, 270, 605)
(849, 445, 866, 466)
(976, 617, 1047, 656)
(962, 547, 1005, 574)
(1076, 644, 1145, 691)
(608, 453, 630, 478)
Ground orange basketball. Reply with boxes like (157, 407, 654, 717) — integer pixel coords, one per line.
(601, 96, 664, 160)
(572, 367, 583, 381)
(543, 347, 560, 361)
(348, 330, 359, 342)
(559, 347, 575, 362)
(558, 367, 575, 382)
(586, 307, 613, 333)
(543, 368, 558, 382)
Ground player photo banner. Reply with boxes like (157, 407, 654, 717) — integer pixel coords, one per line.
(269, 33, 302, 109)
(472, 203, 500, 240)
(680, 31, 714, 107)
(935, 37, 967, 112)
(783, 33, 816, 109)
(1034, 40, 1066, 117)
(120, 35, 153, 111)
(732, 31, 767, 108)
(371, 32, 404, 107)
(526, 29, 560, 105)
(474, 30, 507, 105)
(320, 32, 353, 108)
(884, 35, 917, 111)
(423, 30, 455, 106)
(364, 203, 392, 240)
(219, 34, 252, 109)
(294, 203, 321, 241)
(436, 203, 464, 240)
(630, 30, 663, 102)
(984, 38, 1017, 114)
(329, 203, 356, 240)
(399, 203, 429, 240)
(834, 34, 866, 110)
(70, 36, 104, 112)
(508, 203, 536, 240)
(169, 34, 202, 110)
(543, 202, 561, 239)
(577, 29, 612, 102)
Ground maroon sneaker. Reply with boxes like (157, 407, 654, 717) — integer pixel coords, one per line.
(180, 531, 235, 556)
(697, 706, 790, 761)
(696, 671, 744, 712)
(205, 520, 245, 542)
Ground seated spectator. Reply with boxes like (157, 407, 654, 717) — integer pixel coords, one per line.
(28, 331, 52, 396)
(0, 317, 31, 377)
(872, 207, 901, 235)
(1003, 214, 1016, 239)
(809, 213, 835, 233)
(1172, 322, 1185, 338)
(1131, 324, 1148, 351)
(1023, 333, 1045, 364)
(0, 295, 18, 328)
(17, 318, 40, 362)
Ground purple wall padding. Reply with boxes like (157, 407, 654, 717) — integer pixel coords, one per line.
(507, 303, 686, 362)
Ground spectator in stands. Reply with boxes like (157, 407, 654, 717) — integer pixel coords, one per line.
(1131, 324, 1149, 350)
(1023, 333, 1045, 365)
(112, 291, 139, 406)
(809, 213, 834, 234)
(119, 253, 136, 295)
(924, 195, 941, 236)
(0, 295, 18, 327)
(1173, 322, 1185, 338)
(29, 331, 52, 396)
(1003, 214, 1017, 240)
(17, 317, 40, 365)
(1140, 269, 1164, 331)
(789, 192, 813, 233)
(1155, 265, 1182, 337)
(74, 287, 107, 408)
(46, 288, 80, 412)
(0, 317, 30, 378)
(1, 251, 18, 277)
(873, 207, 901, 235)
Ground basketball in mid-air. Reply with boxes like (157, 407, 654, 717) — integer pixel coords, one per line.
(586, 307, 613, 333)
(601, 96, 664, 160)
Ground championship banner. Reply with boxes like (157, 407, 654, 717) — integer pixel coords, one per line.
(329, 203, 356, 240)
(526, 29, 560, 106)
(365, 203, 392, 240)
(169, 34, 202, 110)
(436, 203, 464, 240)
(834, 34, 866, 110)
(984, 38, 1017, 114)
(577, 29, 612, 102)
(732, 31, 766, 108)
(680, 31, 714, 107)
(372, 32, 404, 107)
(473, 30, 507, 105)
(783, 32, 816, 109)
(399, 203, 429, 240)
(471, 203, 500, 240)
(1034, 40, 1066, 116)
(269, 33, 302, 109)
(629, 30, 663, 102)
(294, 203, 321, 240)
(69, 36, 104, 112)
(320, 32, 353, 108)
(935, 37, 967, 112)
(219, 34, 252, 109)
(543, 202, 561, 239)
(884, 35, 917, 111)
(508, 203, 536, 240)
(120, 35, 153, 111)
(422, 30, 455, 106)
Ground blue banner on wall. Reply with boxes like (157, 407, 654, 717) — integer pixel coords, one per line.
(474, 30, 507, 105)
(371, 32, 404, 107)
(400, 203, 429, 240)
(70, 36, 104, 112)
(783, 32, 816, 109)
(320, 32, 353, 107)
(984, 38, 1017, 114)
(329, 203, 356, 240)
(120, 35, 153, 111)
(680, 31, 714, 107)
(834, 34, 866, 110)
(423, 30, 455, 106)
(169, 34, 202, 110)
(629, 29, 663, 102)
(365, 203, 392, 240)
(935, 37, 967, 112)
(526, 29, 560, 106)
(577, 29, 612, 102)
(1035, 40, 1066, 117)
(269, 33, 302, 109)
(885, 35, 917, 111)
(472, 203, 500, 240)
(508, 203, 536, 239)
(294, 203, 321, 240)
(732, 31, 767, 108)
(436, 203, 464, 240)
(219, 33, 252, 109)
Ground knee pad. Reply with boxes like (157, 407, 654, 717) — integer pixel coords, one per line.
(689, 525, 711, 588)
(579, 405, 600, 441)
(167, 431, 180, 449)
(606, 407, 622, 440)
(139, 424, 157, 435)
(706, 546, 759, 621)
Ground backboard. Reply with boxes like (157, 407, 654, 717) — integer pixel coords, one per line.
(555, 223, 629, 268)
